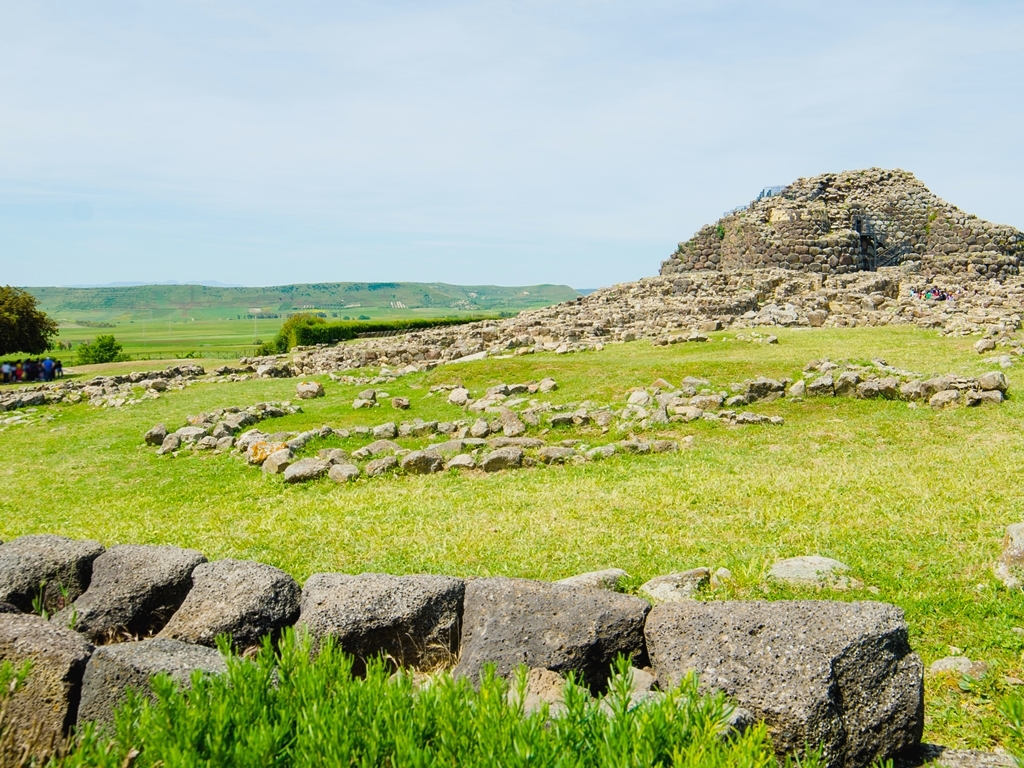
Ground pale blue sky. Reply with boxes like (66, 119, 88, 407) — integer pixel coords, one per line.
(1, 1, 1021, 288)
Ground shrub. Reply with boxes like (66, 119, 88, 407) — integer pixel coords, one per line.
(61, 630, 799, 768)
(260, 315, 494, 354)
(76, 335, 129, 365)
(0, 286, 58, 356)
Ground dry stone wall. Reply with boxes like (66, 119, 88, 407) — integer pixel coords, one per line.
(661, 168, 1024, 279)
(0, 533, 926, 767)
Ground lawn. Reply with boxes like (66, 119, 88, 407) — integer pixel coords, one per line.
(1, 325, 1022, 749)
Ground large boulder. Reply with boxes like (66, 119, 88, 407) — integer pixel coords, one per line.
(0, 534, 105, 613)
(0, 613, 94, 743)
(296, 381, 325, 399)
(77, 638, 227, 725)
(454, 577, 649, 693)
(644, 600, 923, 768)
(54, 545, 206, 642)
(158, 559, 301, 649)
(297, 573, 464, 673)
(479, 446, 524, 472)
(283, 458, 330, 484)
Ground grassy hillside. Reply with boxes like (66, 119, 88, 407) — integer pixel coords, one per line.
(0, 326, 1021, 749)
(20, 282, 579, 359)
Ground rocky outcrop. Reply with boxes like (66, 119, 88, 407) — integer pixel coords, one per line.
(661, 168, 1023, 278)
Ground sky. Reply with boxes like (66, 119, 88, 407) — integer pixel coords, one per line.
(1, 1, 1022, 289)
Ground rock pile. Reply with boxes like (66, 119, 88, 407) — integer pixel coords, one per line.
(661, 168, 1023, 278)
(144, 401, 302, 455)
(0, 533, 925, 767)
(0, 364, 209, 412)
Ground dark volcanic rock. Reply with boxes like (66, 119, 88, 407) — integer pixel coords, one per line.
(644, 600, 923, 768)
(0, 613, 94, 743)
(54, 545, 206, 642)
(0, 534, 105, 613)
(77, 638, 227, 725)
(158, 558, 301, 649)
(454, 577, 649, 693)
(297, 573, 464, 673)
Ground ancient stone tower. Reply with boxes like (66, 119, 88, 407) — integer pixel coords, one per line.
(660, 168, 1023, 279)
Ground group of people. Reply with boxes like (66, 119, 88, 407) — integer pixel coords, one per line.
(1, 357, 63, 384)
(909, 286, 960, 301)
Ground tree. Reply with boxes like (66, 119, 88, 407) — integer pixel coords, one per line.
(76, 335, 129, 365)
(0, 286, 59, 356)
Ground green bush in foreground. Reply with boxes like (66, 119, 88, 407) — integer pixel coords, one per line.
(60, 630, 804, 768)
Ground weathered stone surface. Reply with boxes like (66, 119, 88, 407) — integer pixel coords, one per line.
(373, 422, 398, 439)
(0, 534, 105, 613)
(928, 656, 989, 678)
(78, 638, 227, 725)
(454, 577, 649, 693)
(479, 446, 524, 472)
(328, 463, 361, 483)
(506, 667, 567, 716)
(158, 559, 300, 649)
(156, 433, 181, 455)
(365, 455, 399, 477)
(0, 613, 94, 742)
(143, 423, 168, 446)
(261, 448, 294, 474)
(769, 556, 851, 587)
(978, 371, 1008, 392)
(391, 396, 411, 409)
(930, 389, 961, 409)
(499, 409, 527, 437)
(555, 568, 628, 591)
(55, 545, 206, 642)
(645, 600, 923, 768)
(538, 446, 575, 464)
(297, 573, 464, 672)
(296, 381, 325, 399)
(445, 454, 476, 470)
(401, 450, 444, 475)
(283, 458, 330, 484)
(448, 387, 471, 406)
(639, 568, 710, 603)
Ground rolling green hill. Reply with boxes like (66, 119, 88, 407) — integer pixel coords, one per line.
(20, 282, 580, 360)
(25, 282, 579, 321)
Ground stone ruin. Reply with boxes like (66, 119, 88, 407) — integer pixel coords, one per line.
(661, 167, 1024, 279)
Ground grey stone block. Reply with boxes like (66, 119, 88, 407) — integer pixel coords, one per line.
(0, 534, 105, 613)
(644, 600, 924, 768)
(77, 638, 227, 725)
(54, 545, 206, 642)
(297, 573, 464, 673)
(454, 577, 649, 693)
(158, 559, 300, 649)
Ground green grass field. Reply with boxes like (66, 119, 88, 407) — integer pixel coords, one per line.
(1, 326, 1022, 750)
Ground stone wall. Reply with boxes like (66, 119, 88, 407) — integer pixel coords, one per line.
(661, 168, 1024, 279)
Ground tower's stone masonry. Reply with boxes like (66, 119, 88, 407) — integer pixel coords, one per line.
(660, 168, 1024, 280)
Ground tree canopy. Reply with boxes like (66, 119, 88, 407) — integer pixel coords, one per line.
(0, 286, 59, 356)
(76, 334, 129, 365)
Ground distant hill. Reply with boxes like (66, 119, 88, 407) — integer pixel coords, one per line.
(24, 282, 580, 323)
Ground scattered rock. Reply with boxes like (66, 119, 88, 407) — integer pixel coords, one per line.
(261, 448, 294, 474)
(928, 656, 989, 678)
(283, 458, 330, 484)
(448, 387, 471, 406)
(329, 463, 361, 483)
(156, 433, 181, 455)
(365, 455, 399, 477)
(143, 423, 168, 446)
(401, 450, 444, 475)
(445, 454, 476, 470)
(391, 396, 411, 409)
(555, 568, 628, 591)
(930, 389, 961, 408)
(639, 568, 710, 603)
(479, 446, 524, 472)
(296, 381, 325, 399)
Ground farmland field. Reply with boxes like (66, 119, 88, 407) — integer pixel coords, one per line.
(1, 326, 1023, 750)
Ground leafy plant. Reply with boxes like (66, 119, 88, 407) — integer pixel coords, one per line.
(76, 335, 130, 365)
(62, 630, 800, 768)
(0, 285, 59, 356)
(715, 224, 726, 240)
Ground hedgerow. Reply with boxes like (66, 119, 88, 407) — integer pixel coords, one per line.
(259, 314, 493, 354)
